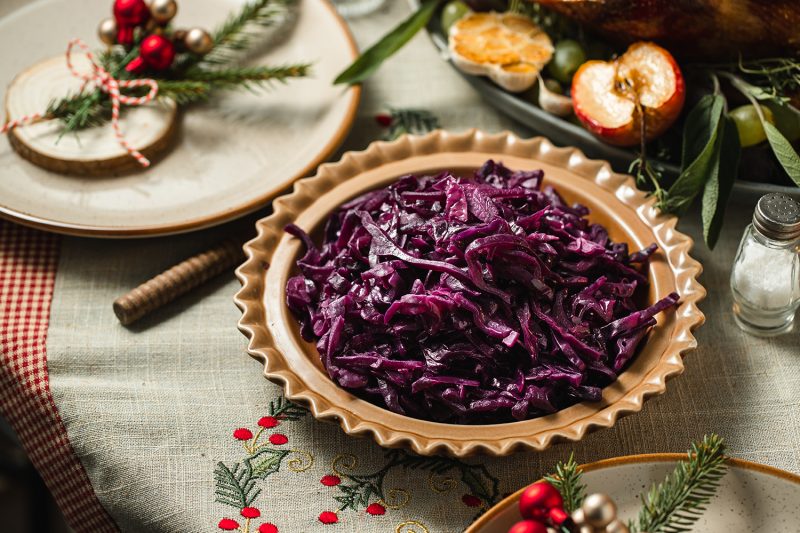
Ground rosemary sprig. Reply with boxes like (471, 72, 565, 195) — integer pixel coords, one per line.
(633, 434, 727, 533)
(543, 453, 586, 514)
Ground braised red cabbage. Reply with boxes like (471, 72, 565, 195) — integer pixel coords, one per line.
(285, 161, 678, 424)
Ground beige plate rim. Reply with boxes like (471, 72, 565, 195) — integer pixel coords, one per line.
(465, 453, 800, 532)
(234, 129, 707, 457)
(0, 0, 361, 239)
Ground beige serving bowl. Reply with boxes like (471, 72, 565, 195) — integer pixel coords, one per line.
(235, 129, 706, 457)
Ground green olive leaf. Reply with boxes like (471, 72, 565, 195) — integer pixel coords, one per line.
(334, 0, 441, 85)
(763, 121, 800, 187)
(702, 117, 740, 249)
(661, 94, 725, 214)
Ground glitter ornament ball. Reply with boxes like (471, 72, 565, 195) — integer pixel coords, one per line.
(113, 0, 150, 46)
(184, 27, 214, 54)
(519, 482, 564, 521)
(97, 17, 118, 45)
(148, 0, 178, 24)
(605, 519, 630, 533)
(582, 493, 617, 528)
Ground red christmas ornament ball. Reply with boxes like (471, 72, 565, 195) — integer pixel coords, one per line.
(518, 481, 564, 520)
(507, 520, 548, 533)
(113, 0, 150, 45)
(125, 34, 176, 73)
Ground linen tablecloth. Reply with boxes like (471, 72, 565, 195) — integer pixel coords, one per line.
(1, 2, 799, 532)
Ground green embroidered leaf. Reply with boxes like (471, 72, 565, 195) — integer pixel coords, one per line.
(333, 0, 440, 85)
(763, 121, 800, 187)
(662, 94, 726, 214)
(269, 396, 307, 421)
(214, 462, 260, 508)
(245, 448, 289, 479)
(458, 463, 501, 505)
(702, 117, 740, 249)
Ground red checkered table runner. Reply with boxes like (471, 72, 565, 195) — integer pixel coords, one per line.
(0, 220, 118, 532)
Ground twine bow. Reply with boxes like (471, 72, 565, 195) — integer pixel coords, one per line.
(1, 38, 160, 167)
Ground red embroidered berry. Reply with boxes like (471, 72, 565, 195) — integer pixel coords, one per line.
(318, 511, 338, 524)
(258, 416, 279, 428)
(241, 507, 261, 519)
(268, 433, 288, 445)
(374, 113, 393, 127)
(462, 494, 482, 507)
(366, 503, 386, 516)
(233, 428, 253, 440)
(258, 524, 278, 533)
(320, 475, 341, 487)
(218, 518, 239, 530)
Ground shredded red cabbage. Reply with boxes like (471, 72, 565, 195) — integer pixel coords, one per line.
(285, 161, 679, 424)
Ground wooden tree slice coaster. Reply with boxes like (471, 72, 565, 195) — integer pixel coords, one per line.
(4, 54, 179, 176)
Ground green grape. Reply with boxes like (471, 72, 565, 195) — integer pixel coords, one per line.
(441, 1, 470, 35)
(547, 39, 586, 84)
(730, 105, 775, 147)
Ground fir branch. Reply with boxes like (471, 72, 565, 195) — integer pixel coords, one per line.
(202, 0, 296, 66)
(633, 434, 727, 533)
(155, 80, 214, 105)
(544, 453, 586, 514)
(384, 107, 440, 140)
(185, 64, 311, 89)
(46, 91, 111, 137)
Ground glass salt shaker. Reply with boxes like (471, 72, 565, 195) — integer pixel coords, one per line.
(730, 193, 800, 336)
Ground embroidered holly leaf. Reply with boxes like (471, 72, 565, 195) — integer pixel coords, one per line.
(245, 448, 289, 479)
(214, 461, 260, 509)
(457, 463, 501, 505)
(269, 396, 307, 421)
(384, 449, 455, 475)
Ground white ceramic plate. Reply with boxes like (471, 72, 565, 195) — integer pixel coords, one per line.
(467, 454, 800, 533)
(0, 0, 359, 237)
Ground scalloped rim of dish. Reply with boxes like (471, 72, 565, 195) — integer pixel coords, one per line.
(234, 129, 706, 457)
(465, 453, 800, 532)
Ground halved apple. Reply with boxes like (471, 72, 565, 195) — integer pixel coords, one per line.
(571, 42, 685, 147)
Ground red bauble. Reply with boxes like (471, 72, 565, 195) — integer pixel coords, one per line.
(113, 0, 150, 46)
(126, 34, 176, 73)
(507, 520, 548, 533)
(518, 482, 564, 520)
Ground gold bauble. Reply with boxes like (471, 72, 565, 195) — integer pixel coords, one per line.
(184, 27, 213, 55)
(572, 508, 587, 526)
(582, 493, 617, 528)
(578, 527, 595, 533)
(97, 17, 117, 46)
(148, 0, 178, 24)
(605, 519, 630, 533)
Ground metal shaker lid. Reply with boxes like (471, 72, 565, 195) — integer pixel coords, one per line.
(753, 193, 800, 241)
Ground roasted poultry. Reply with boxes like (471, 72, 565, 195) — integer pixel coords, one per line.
(532, 0, 800, 60)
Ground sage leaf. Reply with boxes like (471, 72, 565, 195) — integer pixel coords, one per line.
(763, 121, 800, 187)
(334, 0, 440, 85)
(702, 117, 740, 249)
(663, 94, 725, 214)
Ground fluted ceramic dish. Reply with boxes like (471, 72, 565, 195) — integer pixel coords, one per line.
(235, 129, 706, 457)
(466, 454, 800, 532)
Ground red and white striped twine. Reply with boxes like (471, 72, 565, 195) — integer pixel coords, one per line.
(1, 38, 159, 168)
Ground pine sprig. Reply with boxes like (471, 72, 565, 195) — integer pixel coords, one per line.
(633, 434, 727, 533)
(384, 107, 440, 140)
(46, 91, 111, 136)
(543, 453, 586, 514)
(202, 0, 295, 66)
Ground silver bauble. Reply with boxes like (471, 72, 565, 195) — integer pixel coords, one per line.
(149, 0, 178, 24)
(97, 17, 117, 46)
(582, 493, 617, 528)
(184, 27, 213, 55)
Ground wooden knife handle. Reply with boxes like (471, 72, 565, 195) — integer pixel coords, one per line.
(113, 239, 245, 326)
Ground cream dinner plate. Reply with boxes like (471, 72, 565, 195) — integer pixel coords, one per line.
(467, 454, 800, 532)
(0, 0, 359, 237)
